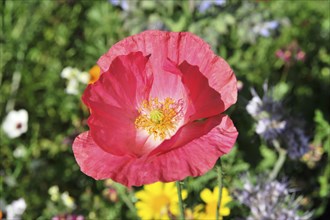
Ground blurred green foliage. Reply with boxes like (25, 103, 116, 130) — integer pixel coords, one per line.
(1, 0, 329, 219)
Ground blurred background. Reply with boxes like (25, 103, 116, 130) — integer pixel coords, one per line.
(1, 0, 329, 219)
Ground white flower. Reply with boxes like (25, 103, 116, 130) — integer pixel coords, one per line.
(65, 79, 80, 95)
(77, 72, 90, 84)
(256, 119, 286, 135)
(255, 119, 268, 135)
(1, 109, 28, 139)
(13, 145, 27, 158)
(61, 192, 76, 209)
(246, 96, 263, 117)
(5, 198, 27, 220)
(60, 67, 74, 79)
(61, 67, 90, 95)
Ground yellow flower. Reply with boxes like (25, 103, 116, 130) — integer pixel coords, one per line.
(48, 185, 60, 202)
(135, 182, 187, 220)
(88, 65, 100, 84)
(61, 191, 76, 209)
(194, 187, 232, 220)
(301, 144, 324, 168)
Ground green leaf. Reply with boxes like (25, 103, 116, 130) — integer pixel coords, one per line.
(273, 82, 291, 101)
(257, 144, 277, 171)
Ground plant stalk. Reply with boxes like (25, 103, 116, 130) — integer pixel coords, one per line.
(113, 183, 136, 214)
(268, 140, 287, 181)
(176, 181, 185, 220)
(216, 160, 223, 220)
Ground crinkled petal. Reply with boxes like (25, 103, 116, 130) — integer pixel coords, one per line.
(87, 105, 148, 156)
(97, 30, 237, 110)
(72, 115, 237, 186)
(148, 59, 187, 103)
(147, 113, 226, 157)
(163, 58, 224, 121)
(83, 52, 153, 156)
(73, 131, 135, 181)
(84, 51, 152, 109)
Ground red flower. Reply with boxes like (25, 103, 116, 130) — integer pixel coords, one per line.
(73, 31, 238, 187)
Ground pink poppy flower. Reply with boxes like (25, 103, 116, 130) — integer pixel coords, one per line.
(73, 30, 238, 187)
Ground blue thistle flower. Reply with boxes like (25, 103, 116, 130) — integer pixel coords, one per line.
(246, 85, 310, 159)
(109, 0, 129, 11)
(235, 177, 312, 220)
(197, 0, 226, 13)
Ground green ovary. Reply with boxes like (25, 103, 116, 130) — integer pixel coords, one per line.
(149, 110, 164, 124)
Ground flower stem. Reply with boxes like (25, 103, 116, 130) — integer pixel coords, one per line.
(6, 71, 21, 112)
(113, 183, 136, 214)
(216, 159, 223, 220)
(176, 181, 185, 220)
(268, 140, 287, 181)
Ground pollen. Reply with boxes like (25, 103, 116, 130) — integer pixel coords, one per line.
(135, 97, 183, 140)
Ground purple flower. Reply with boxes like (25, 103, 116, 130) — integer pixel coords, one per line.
(252, 20, 279, 37)
(246, 85, 310, 159)
(255, 118, 286, 141)
(282, 123, 310, 159)
(235, 178, 312, 220)
(109, 0, 129, 11)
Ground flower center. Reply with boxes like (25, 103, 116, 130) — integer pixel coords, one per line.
(135, 97, 183, 140)
(16, 123, 22, 129)
(152, 195, 170, 215)
(149, 110, 164, 124)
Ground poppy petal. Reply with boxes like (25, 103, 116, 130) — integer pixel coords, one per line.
(147, 112, 236, 157)
(72, 115, 237, 186)
(83, 52, 153, 157)
(72, 131, 134, 180)
(84, 51, 152, 109)
(146, 115, 237, 184)
(97, 31, 237, 110)
(163, 58, 224, 121)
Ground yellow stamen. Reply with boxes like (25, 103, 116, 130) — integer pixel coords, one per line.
(135, 97, 182, 140)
